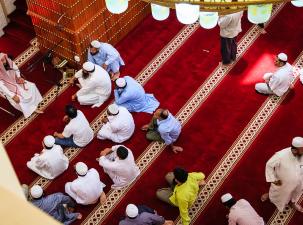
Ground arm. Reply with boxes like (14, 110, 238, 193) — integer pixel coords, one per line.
(265, 153, 280, 183)
(12, 62, 21, 77)
(227, 212, 237, 225)
(87, 50, 94, 63)
(99, 156, 117, 171)
(218, 16, 232, 29)
(114, 89, 129, 105)
(76, 81, 96, 96)
(178, 199, 191, 225)
(104, 45, 119, 66)
(0, 81, 15, 98)
(159, 131, 173, 145)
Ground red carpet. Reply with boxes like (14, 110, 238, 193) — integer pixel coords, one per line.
(4, 14, 184, 185)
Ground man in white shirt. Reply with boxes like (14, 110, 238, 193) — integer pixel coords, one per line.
(0, 53, 43, 118)
(218, 11, 243, 65)
(97, 103, 135, 143)
(221, 193, 264, 225)
(70, 61, 111, 108)
(65, 162, 106, 205)
(97, 145, 140, 189)
(261, 137, 303, 212)
(255, 53, 294, 96)
(27, 135, 69, 179)
(54, 105, 93, 148)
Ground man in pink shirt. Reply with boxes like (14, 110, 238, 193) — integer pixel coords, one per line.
(221, 193, 264, 225)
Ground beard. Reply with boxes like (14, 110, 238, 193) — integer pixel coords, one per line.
(82, 71, 90, 79)
(90, 50, 99, 56)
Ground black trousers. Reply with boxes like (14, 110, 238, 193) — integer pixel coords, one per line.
(220, 36, 237, 65)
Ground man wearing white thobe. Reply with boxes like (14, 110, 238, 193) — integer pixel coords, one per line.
(54, 105, 94, 148)
(97, 103, 135, 143)
(27, 135, 68, 179)
(221, 193, 264, 225)
(255, 53, 294, 96)
(97, 145, 140, 189)
(70, 61, 111, 108)
(218, 11, 243, 65)
(0, 53, 43, 118)
(65, 162, 106, 205)
(261, 137, 303, 212)
(88, 40, 125, 80)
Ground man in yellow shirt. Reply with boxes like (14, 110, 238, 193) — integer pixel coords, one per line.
(156, 168, 206, 225)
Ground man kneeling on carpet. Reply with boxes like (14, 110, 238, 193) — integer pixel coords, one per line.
(156, 167, 206, 225)
(27, 135, 69, 179)
(255, 53, 294, 96)
(142, 108, 183, 153)
(97, 145, 140, 189)
(119, 203, 174, 225)
(65, 162, 106, 205)
(54, 104, 94, 148)
(221, 193, 264, 225)
(25, 184, 82, 225)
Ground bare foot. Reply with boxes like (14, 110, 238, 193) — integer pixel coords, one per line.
(141, 124, 149, 131)
(35, 109, 44, 114)
(77, 213, 82, 220)
(111, 73, 120, 81)
(261, 193, 269, 202)
(292, 203, 303, 213)
(172, 146, 183, 154)
(259, 28, 267, 34)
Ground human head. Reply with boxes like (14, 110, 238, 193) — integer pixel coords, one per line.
(0, 53, 7, 64)
(75, 162, 88, 176)
(115, 77, 127, 89)
(82, 61, 95, 79)
(65, 104, 77, 119)
(107, 104, 119, 116)
(117, 146, 128, 160)
(30, 185, 43, 199)
(43, 135, 55, 149)
(173, 167, 188, 184)
(125, 204, 139, 218)
(90, 40, 101, 55)
(291, 137, 303, 157)
(154, 108, 169, 120)
(221, 193, 237, 209)
(274, 53, 287, 67)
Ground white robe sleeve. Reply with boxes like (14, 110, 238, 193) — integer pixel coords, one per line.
(0, 81, 15, 98)
(265, 153, 281, 183)
(218, 15, 232, 28)
(12, 62, 21, 77)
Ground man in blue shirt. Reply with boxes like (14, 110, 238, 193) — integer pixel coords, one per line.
(88, 40, 125, 80)
(142, 108, 183, 153)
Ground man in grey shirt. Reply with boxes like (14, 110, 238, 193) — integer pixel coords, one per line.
(119, 204, 174, 225)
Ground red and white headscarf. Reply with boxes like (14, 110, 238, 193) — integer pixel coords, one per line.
(0, 53, 20, 96)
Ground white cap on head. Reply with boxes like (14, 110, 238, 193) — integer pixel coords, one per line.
(30, 185, 43, 199)
(221, 193, 233, 203)
(82, 62, 95, 72)
(126, 204, 139, 218)
(108, 104, 119, 115)
(91, 40, 101, 49)
(75, 162, 88, 176)
(292, 137, 303, 148)
(115, 78, 127, 88)
(278, 53, 288, 62)
(43, 135, 55, 148)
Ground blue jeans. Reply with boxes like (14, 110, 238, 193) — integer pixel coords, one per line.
(55, 136, 79, 148)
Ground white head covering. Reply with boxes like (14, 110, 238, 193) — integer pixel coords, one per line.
(126, 204, 139, 218)
(115, 78, 127, 88)
(278, 53, 288, 62)
(75, 162, 88, 176)
(221, 193, 233, 203)
(108, 104, 119, 115)
(91, 40, 101, 49)
(292, 137, 303, 148)
(30, 185, 43, 199)
(82, 62, 95, 72)
(43, 135, 55, 148)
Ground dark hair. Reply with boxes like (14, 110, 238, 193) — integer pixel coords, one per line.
(279, 60, 287, 65)
(160, 109, 169, 119)
(65, 104, 77, 119)
(117, 146, 128, 160)
(173, 167, 188, 183)
(222, 198, 237, 208)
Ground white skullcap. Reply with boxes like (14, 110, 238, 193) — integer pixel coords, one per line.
(292, 137, 303, 148)
(108, 104, 119, 115)
(82, 62, 95, 72)
(221, 193, 233, 203)
(126, 204, 139, 218)
(115, 78, 127, 88)
(43, 135, 55, 148)
(75, 162, 88, 176)
(30, 185, 43, 199)
(91, 40, 101, 49)
(278, 53, 288, 62)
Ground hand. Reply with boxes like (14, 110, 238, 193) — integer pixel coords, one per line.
(53, 132, 59, 137)
(12, 95, 20, 103)
(102, 117, 109, 123)
(16, 77, 25, 84)
(63, 115, 70, 123)
(102, 64, 108, 70)
(164, 220, 174, 225)
(69, 77, 75, 85)
(76, 213, 82, 220)
(199, 179, 206, 186)
(71, 94, 77, 101)
(100, 147, 112, 156)
(272, 180, 282, 186)
(100, 192, 106, 204)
